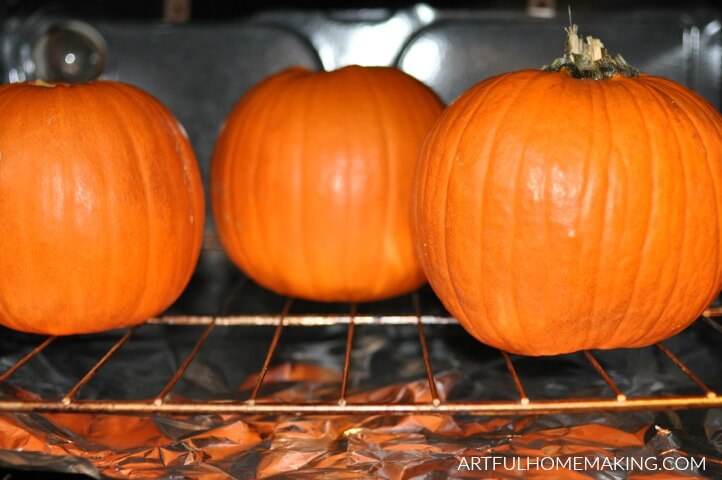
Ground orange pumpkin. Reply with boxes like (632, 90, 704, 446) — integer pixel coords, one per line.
(211, 66, 443, 302)
(413, 26, 722, 355)
(0, 81, 205, 335)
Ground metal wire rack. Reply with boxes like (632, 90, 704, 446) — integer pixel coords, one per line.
(1, 289, 721, 416)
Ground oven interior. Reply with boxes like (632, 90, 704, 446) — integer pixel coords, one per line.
(1, 1, 722, 478)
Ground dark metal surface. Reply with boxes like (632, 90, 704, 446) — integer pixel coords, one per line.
(398, 11, 722, 105)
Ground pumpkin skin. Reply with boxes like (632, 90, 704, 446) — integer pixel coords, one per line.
(211, 66, 443, 302)
(0, 81, 205, 335)
(413, 69, 722, 355)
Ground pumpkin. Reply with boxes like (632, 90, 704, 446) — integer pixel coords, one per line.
(211, 66, 443, 302)
(413, 26, 722, 355)
(0, 81, 205, 335)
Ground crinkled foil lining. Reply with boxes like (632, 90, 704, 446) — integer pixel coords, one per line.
(1, 307, 721, 478)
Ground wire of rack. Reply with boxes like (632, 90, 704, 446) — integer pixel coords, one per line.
(0, 289, 721, 416)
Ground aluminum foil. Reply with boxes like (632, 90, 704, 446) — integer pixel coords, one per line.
(1, 289, 721, 479)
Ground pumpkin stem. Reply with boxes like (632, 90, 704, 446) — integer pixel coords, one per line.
(542, 24, 639, 79)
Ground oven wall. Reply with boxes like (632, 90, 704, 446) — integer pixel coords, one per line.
(2, 4, 720, 313)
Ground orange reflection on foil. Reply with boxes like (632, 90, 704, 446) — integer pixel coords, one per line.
(0, 362, 715, 479)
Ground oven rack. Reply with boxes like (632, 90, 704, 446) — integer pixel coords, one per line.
(1, 294, 721, 416)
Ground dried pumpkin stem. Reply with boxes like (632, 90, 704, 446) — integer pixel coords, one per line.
(542, 24, 639, 79)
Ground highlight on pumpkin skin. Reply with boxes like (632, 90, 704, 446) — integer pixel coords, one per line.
(30, 79, 63, 87)
(211, 65, 444, 303)
(412, 27, 722, 356)
(0, 80, 205, 335)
